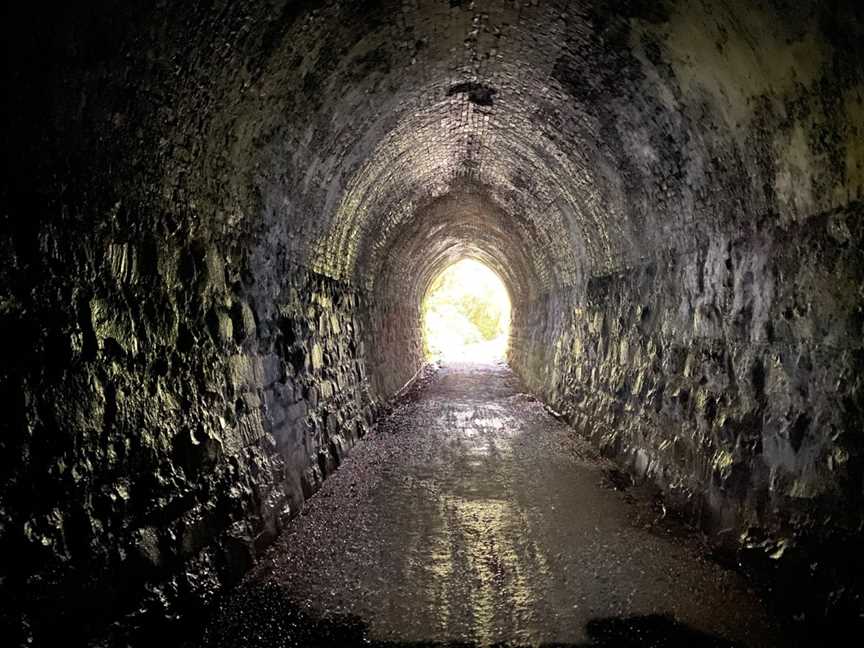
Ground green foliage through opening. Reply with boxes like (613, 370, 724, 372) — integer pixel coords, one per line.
(421, 259, 511, 361)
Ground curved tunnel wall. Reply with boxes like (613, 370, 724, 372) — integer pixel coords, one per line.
(2, 0, 863, 642)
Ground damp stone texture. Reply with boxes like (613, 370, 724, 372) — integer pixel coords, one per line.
(2, 0, 863, 644)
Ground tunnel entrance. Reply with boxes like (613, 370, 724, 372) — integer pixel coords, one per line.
(421, 258, 511, 363)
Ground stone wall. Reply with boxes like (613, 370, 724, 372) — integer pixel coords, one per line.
(3, 0, 862, 642)
(0, 211, 383, 644)
(510, 201, 864, 619)
(364, 300, 425, 401)
(1, 4, 414, 643)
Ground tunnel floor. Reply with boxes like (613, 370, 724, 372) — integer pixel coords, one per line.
(198, 363, 793, 647)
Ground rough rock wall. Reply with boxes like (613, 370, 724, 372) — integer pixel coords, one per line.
(364, 301, 425, 400)
(0, 206, 380, 644)
(0, 4, 409, 644)
(510, 202, 864, 618)
(3, 0, 863, 641)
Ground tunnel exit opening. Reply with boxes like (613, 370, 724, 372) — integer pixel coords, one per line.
(421, 258, 511, 363)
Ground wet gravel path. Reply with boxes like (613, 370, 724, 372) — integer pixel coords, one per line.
(198, 363, 792, 647)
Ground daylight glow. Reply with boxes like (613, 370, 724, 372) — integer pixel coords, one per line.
(422, 259, 511, 363)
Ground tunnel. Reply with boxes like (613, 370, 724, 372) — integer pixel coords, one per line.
(2, 1, 863, 645)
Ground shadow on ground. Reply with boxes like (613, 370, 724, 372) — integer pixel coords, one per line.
(191, 583, 744, 648)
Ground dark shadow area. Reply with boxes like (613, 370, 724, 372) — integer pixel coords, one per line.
(574, 614, 745, 647)
(190, 583, 368, 648)
(190, 584, 745, 648)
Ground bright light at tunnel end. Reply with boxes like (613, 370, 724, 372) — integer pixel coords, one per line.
(421, 259, 511, 364)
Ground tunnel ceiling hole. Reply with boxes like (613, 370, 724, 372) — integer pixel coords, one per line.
(421, 258, 512, 363)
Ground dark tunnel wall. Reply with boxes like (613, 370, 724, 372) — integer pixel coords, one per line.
(1, 3, 396, 642)
(511, 206, 864, 613)
(1, 0, 863, 643)
(503, 0, 864, 623)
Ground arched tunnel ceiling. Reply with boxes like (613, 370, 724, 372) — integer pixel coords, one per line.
(300, 0, 636, 294)
(219, 0, 861, 306)
(221, 1, 856, 302)
(311, 80, 603, 297)
(373, 191, 541, 307)
(3, 2, 863, 642)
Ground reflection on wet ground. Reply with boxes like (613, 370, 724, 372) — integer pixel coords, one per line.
(196, 363, 793, 647)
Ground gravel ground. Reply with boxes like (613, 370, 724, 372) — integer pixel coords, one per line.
(195, 362, 794, 647)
